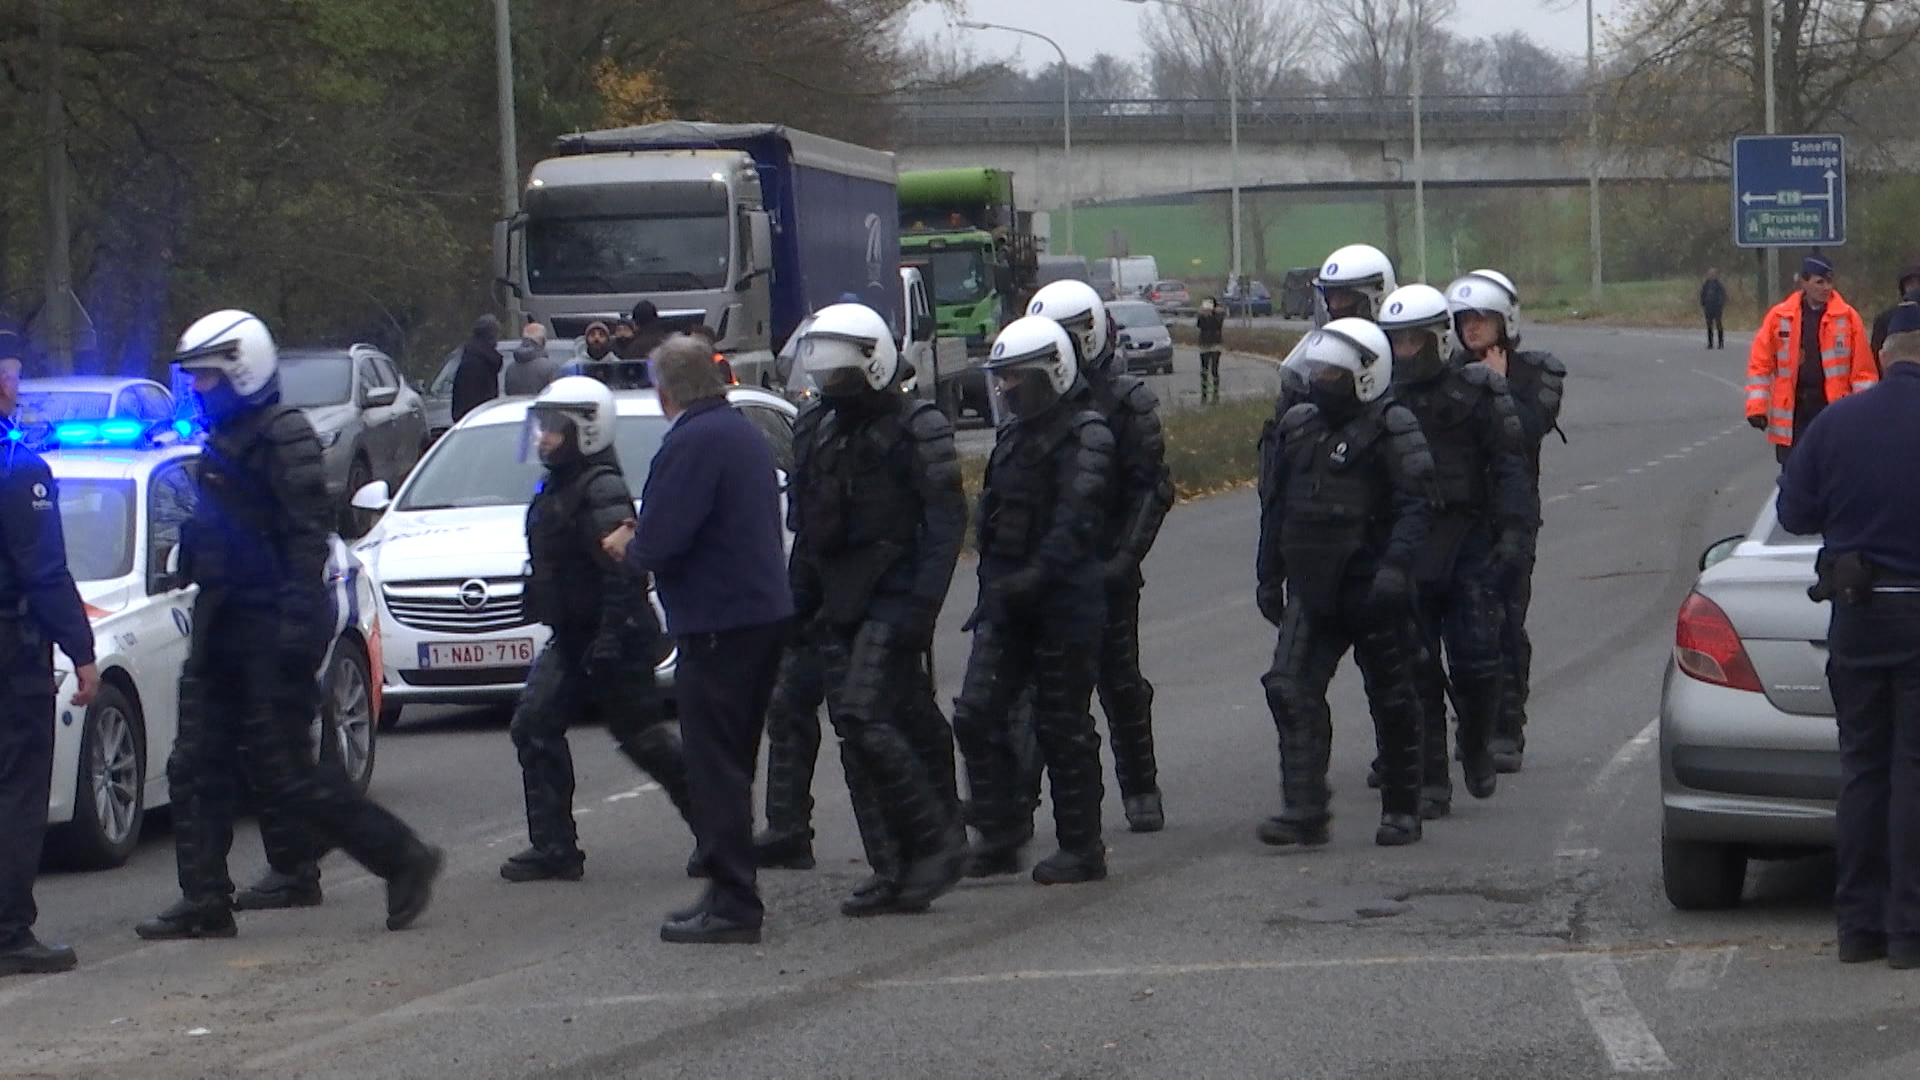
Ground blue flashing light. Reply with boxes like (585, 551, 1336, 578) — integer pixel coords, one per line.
(5, 427, 21, 442)
(54, 421, 99, 444)
(99, 419, 144, 443)
(173, 419, 194, 439)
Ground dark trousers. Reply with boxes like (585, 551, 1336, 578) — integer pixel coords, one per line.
(1199, 350, 1222, 402)
(761, 641, 827, 840)
(676, 620, 786, 926)
(1097, 582, 1159, 799)
(1412, 542, 1507, 798)
(1827, 596, 1920, 947)
(0, 689, 54, 945)
(1705, 312, 1725, 349)
(1495, 533, 1539, 749)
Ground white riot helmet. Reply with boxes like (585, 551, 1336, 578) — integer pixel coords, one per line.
(1028, 280, 1109, 370)
(1378, 283, 1455, 368)
(794, 302, 899, 396)
(1282, 317, 1393, 411)
(1314, 244, 1398, 322)
(525, 375, 618, 462)
(985, 315, 1078, 427)
(1446, 269, 1521, 346)
(174, 310, 279, 420)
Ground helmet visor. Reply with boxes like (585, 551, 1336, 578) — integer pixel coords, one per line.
(798, 333, 880, 398)
(520, 404, 588, 464)
(987, 361, 1062, 428)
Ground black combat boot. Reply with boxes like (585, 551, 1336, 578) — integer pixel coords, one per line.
(500, 846, 584, 883)
(386, 846, 445, 931)
(1256, 814, 1331, 847)
(1123, 791, 1165, 833)
(0, 933, 77, 975)
(232, 866, 323, 910)
(135, 897, 237, 940)
(751, 829, 816, 870)
(1376, 813, 1423, 847)
(1031, 846, 1108, 885)
(1489, 737, 1524, 775)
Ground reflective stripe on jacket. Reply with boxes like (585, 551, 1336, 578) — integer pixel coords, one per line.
(1745, 289, 1876, 447)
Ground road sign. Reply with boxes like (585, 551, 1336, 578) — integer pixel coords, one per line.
(1732, 135, 1846, 248)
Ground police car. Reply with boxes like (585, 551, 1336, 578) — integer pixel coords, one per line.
(32, 418, 382, 869)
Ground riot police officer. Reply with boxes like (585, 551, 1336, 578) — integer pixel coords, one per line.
(786, 303, 969, 915)
(137, 311, 442, 939)
(1375, 286, 1533, 819)
(752, 642, 827, 869)
(502, 376, 694, 882)
(1028, 280, 1174, 832)
(1256, 319, 1436, 846)
(1446, 270, 1564, 774)
(952, 316, 1115, 885)
(1313, 244, 1399, 325)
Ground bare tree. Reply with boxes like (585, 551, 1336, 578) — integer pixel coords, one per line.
(1320, 0, 1460, 97)
(1140, 0, 1317, 101)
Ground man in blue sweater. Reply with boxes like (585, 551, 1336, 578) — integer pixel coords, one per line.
(1778, 290, 1920, 969)
(603, 336, 792, 945)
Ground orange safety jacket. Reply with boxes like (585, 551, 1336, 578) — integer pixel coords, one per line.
(1745, 289, 1876, 447)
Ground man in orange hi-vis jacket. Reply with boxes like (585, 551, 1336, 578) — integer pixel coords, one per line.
(1747, 255, 1878, 466)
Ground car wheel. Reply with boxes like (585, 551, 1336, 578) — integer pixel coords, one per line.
(343, 455, 375, 539)
(317, 637, 378, 795)
(46, 682, 145, 870)
(1661, 834, 1748, 910)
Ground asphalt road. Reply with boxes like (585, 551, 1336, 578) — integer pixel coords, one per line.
(5, 325, 1901, 1079)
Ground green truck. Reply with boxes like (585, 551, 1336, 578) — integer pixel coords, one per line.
(898, 167, 1040, 367)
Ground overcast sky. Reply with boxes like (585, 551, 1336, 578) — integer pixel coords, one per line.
(906, 0, 1622, 69)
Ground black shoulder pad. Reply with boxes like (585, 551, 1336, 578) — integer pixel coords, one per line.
(265, 405, 318, 445)
(1280, 401, 1320, 434)
(1381, 401, 1421, 436)
(1459, 363, 1509, 394)
(904, 399, 954, 440)
(1121, 378, 1161, 414)
(1521, 350, 1567, 377)
(1073, 408, 1115, 449)
(583, 466, 632, 504)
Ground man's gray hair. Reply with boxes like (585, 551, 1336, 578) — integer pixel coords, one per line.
(652, 334, 727, 406)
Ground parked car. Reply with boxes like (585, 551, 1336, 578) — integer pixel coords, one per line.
(279, 346, 429, 537)
(1224, 281, 1274, 317)
(350, 385, 797, 728)
(1660, 491, 1833, 911)
(1279, 268, 1318, 320)
(1146, 280, 1192, 314)
(1108, 300, 1174, 376)
(19, 376, 175, 426)
(40, 429, 380, 869)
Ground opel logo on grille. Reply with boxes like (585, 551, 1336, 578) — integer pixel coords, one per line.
(458, 579, 490, 610)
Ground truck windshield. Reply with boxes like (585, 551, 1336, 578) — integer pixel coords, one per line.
(925, 249, 990, 306)
(527, 215, 731, 295)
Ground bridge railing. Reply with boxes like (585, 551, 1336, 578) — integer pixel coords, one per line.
(891, 94, 1592, 145)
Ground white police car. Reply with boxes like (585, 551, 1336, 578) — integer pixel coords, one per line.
(31, 419, 382, 869)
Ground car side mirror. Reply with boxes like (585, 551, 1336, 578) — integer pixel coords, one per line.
(363, 385, 399, 408)
(1699, 534, 1745, 572)
(351, 480, 391, 512)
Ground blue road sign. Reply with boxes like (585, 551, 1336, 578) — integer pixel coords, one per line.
(1732, 134, 1846, 248)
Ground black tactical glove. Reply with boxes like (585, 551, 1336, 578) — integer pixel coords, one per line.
(1256, 582, 1287, 628)
(1747, 414, 1767, 431)
(1367, 565, 1411, 612)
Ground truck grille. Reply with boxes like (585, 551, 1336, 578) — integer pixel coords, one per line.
(382, 579, 530, 634)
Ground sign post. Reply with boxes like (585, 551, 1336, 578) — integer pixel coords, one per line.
(1732, 135, 1846, 248)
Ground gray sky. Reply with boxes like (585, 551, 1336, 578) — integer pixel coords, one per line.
(906, 0, 1621, 70)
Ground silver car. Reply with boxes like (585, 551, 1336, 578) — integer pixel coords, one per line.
(1660, 491, 1834, 910)
(19, 376, 175, 425)
(279, 346, 429, 536)
(1109, 300, 1175, 376)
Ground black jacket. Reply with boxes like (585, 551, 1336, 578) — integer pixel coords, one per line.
(1081, 369, 1173, 581)
(1699, 278, 1727, 315)
(452, 338, 503, 422)
(973, 397, 1115, 632)
(0, 422, 95, 687)
(525, 447, 654, 650)
(1196, 309, 1226, 347)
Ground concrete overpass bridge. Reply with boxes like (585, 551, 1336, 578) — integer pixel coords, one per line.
(889, 95, 1716, 210)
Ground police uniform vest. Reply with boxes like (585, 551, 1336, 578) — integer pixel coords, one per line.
(1277, 403, 1395, 616)
(978, 407, 1082, 564)
(184, 405, 304, 600)
(796, 396, 931, 625)
(1083, 372, 1157, 554)
(1396, 370, 1495, 511)
(524, 458, 624, 630)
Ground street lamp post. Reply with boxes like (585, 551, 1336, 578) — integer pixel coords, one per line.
(958, 21, 1075, 255)
(1411, 0, 1428, 284)
(1587, 0, 1603, 309)
(494, 0, 524, 328)
(1122, 0, 1241, 290)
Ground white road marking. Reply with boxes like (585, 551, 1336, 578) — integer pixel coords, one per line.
(1556, 718, 1660, 859)
(1666, 948, 1736, 990)
(1566, 955, 1676, 1072)
(606, 783, 662, 802)
(1689, 368, 1744, 392)
(1627, 468, 1643, 476)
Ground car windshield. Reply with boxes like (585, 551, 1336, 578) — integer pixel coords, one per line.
(19, 391, 112, 422)
(397, 415, 669, 511)
(56, 478, 136, 582)
(925, 248, 991, 306)
(1108, 303, 1163, 329)
(279, 356, 354, 407)
(527, 215, 730, 295)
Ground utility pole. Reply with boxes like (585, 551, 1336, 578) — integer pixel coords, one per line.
(959, 22, 1075, 254)
(1756, 0, 1778, 318)
(494, 0, 524, 328)
(41, 0, 72, 373)
(1586, 0, 1603, 309)
(1410, 0, 1428, 284)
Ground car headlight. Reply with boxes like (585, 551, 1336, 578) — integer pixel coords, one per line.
(316, 429, 342, 449)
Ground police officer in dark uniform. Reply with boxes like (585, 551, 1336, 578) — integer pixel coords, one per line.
(137, 311, 442, 939)
(752, 641, 827, 869)
(1375, 286, 1533, 819)
(1779, 291, 1920, 967)
(0, 335, 99, 975)
(952, 316, 1115, 885)
(1256, 319, 1435, 846)
(1447, 270, 1564, 774)
(1028, 281, 1175, 832)
(501, 375, 694, 882)
(785, 303, 969, 915)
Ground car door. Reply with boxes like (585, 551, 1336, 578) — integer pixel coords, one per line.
(735, 401, 796, 552)
(141, 459, 200, 792)
(373, 354, 426, 472)
(353, 353, 403, 485)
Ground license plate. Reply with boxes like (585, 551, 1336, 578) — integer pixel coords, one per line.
(418, 638, 534, 669)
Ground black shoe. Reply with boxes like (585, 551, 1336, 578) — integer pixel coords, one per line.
(386, 846, 445, 931)
(668, 893, 709, 923)
(499, 852, 584, 883)
(1839, 935, 1889, 964)
(135, 897, 237, 940)
(660, 911, 761, 944)
(896, 828, 967, 908)
(1031, 847, 1108, 885)
(840, 880, 930, 917)
(1375, 813, 1422, 847)
(1462, 754, 1498, 800)
(1256, 815, 1330, 847)
(962, 841, 1024, 879)
(233, 867, 323, 910)
(1489, 738, 1524, 775)
(752, 830, 816, 870)
(0, 934, 77, 976)
(1365, 763, 1383, 790)
(1420, 785, 1453, 820)
(1889, 943, 1920, 970)
(1124, 791, 1165, 833)
(686, 852, 710, 879)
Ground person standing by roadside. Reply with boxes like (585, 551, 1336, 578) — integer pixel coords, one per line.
(0, 334, 100, 976)
(452, 314, 504, 423)
(623, 301, 671, 361)
(602, 336, 791, 944)
(1745, 256, 1876, 466)
(1699, 269, 1727, 350)
(504, 320, 562, 396)
(1196, 298, 1226, 403)
(1777, 292, 1920, 968)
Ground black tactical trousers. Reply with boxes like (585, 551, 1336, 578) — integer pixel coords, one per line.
(1264, 581, 1424, 821)
(167, 604, 427, 902)
(1828, 595, 1920, 948)
(1412, 547, 1507, 799)
(761, 641, 827, 841)
(0, 687, 53, 946)
(818, 621, 961, 881)
(952, 620, 1104, 853)
(509, 630, 692, 862)
(1496, 533, 1539, 750)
